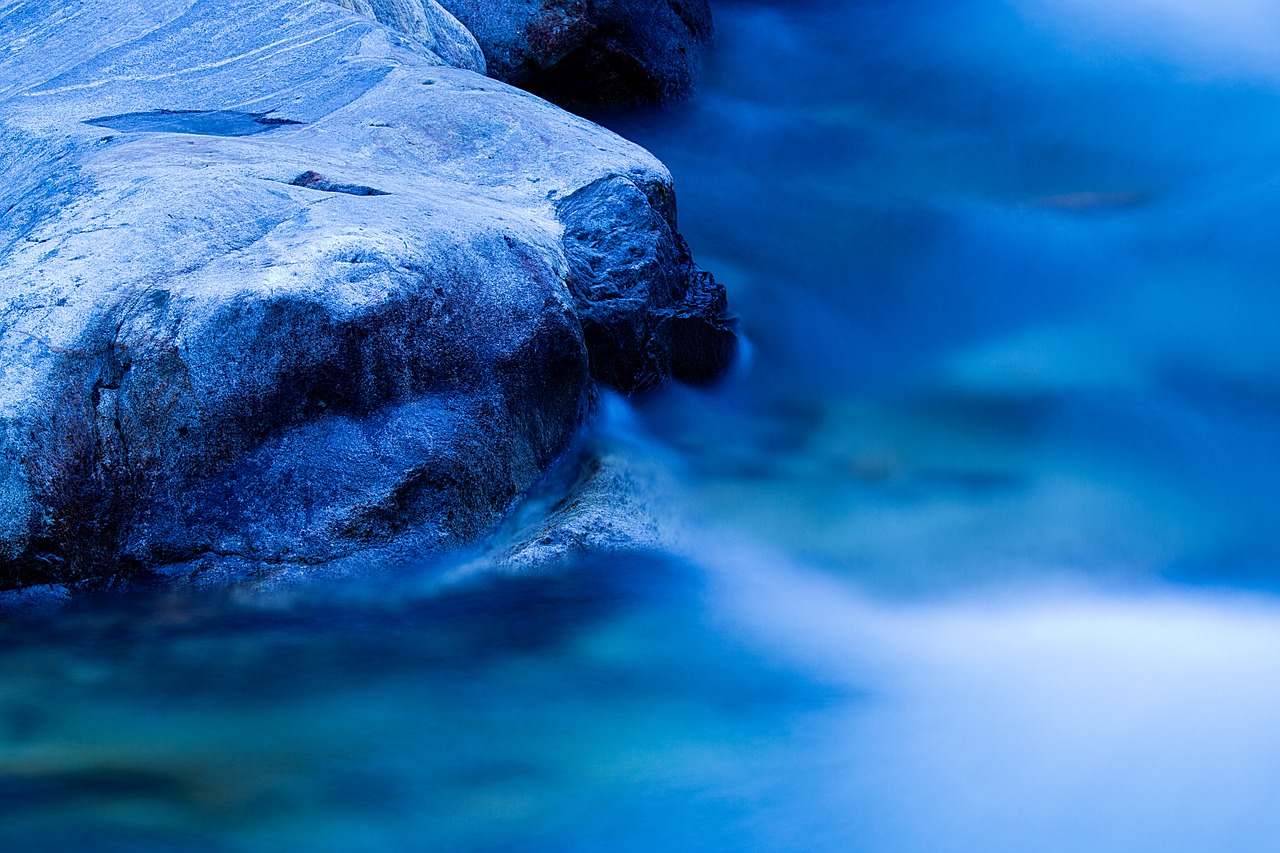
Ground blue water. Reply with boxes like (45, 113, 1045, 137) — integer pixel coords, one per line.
(84, 110, 303, 136)
(7, 0, 1280, 849)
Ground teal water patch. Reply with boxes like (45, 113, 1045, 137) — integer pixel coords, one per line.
(0, 551, 842, 852)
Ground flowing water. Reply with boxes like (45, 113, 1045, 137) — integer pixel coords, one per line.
(7, 0, 1280, 849)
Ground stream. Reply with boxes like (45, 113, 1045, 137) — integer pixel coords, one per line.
(5, 1, 1280, 849)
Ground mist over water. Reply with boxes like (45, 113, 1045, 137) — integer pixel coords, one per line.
(6, 1, 1280, 849)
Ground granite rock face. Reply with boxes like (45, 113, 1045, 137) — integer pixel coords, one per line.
(329, 0, 487, 72)
(0, 0, 734, 588)
(434, 0, 715, 109)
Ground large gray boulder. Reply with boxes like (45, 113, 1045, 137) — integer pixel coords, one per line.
(0, 0, 734, 589)
(433, 0, 714, 109)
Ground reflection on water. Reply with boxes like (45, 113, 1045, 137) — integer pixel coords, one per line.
(7, 0, 1280, 849)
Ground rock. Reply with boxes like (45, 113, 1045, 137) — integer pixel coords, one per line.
(328, 0, 488, 72)
(434, 0, 715, 109)
(328, 0, 715, 109)
(558, 175, 737, 391)
(0, 0, 734, 589)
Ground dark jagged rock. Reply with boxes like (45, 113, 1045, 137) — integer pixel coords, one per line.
(0, 0, 734, 590)
(558, 175, 737, 392)
(434, 0, 715, 109)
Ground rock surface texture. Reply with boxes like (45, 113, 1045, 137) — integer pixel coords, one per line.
(330, 0, 487, 72)
(433, 0, 714, 108)
(0, 0, 735, 589)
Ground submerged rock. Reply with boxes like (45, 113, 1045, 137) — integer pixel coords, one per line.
(0, 0, 734, 589)
(433, 0, 715, 109)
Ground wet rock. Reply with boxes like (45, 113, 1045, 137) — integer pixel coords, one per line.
(435, 0, 715, 109)
(0, 0, 734, 589)
(558, 175, 737, 392)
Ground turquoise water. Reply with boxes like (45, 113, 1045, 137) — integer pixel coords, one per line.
(7, 1, 1280, 849)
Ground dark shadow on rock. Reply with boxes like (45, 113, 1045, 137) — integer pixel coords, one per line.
(288, 170, 389, 196)
(557, 174, 737, 393)
(437, 0, 715, 110)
